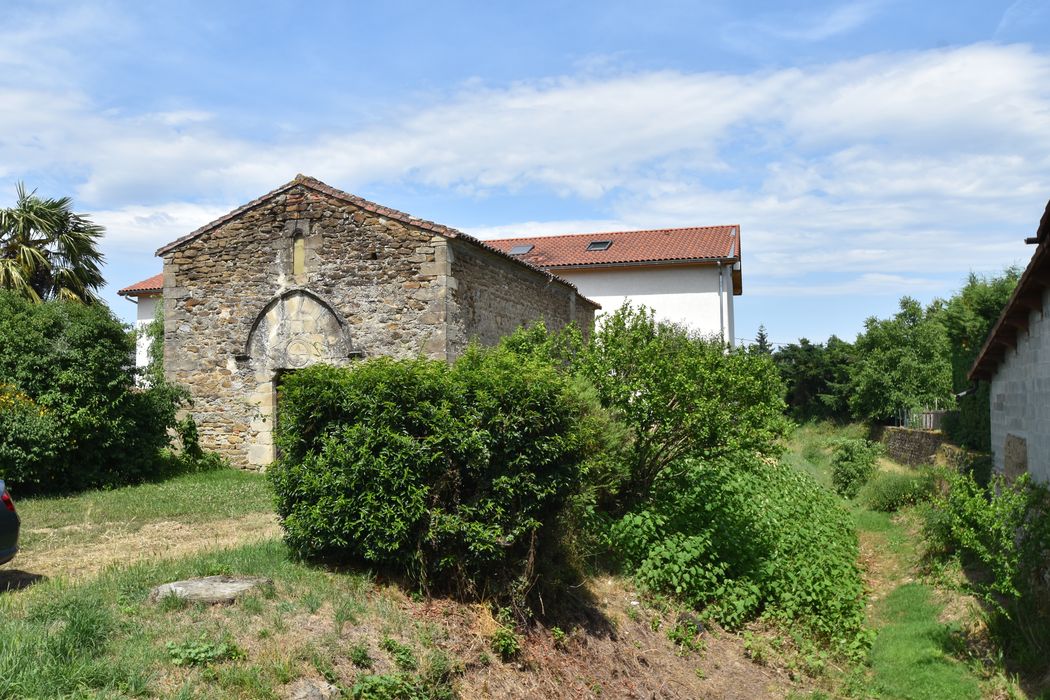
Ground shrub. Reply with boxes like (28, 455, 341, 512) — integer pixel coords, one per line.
(501, 306, 790, 512)
(0, 292, 183, 494)
(921, 470, 1050, 671)
(269, 345, 601, 599)
(861, 471, 934, 512)
(608, 454, 868, 654)
(923, 470, 1050, 602)
(829, 438, 882, 498)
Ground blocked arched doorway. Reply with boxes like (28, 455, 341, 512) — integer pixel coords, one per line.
(243, 289, 355, 466)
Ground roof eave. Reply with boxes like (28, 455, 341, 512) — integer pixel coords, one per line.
(542, 255, 740, 272)
(968, 199, 1050, 381)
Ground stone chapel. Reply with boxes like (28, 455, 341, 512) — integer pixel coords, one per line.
(155, 175, 598, 468)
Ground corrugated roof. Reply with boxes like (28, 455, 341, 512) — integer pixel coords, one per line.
(486, 226, 740, 269)
(969, 199, 1050, 381)
(117, 273, 163, 296)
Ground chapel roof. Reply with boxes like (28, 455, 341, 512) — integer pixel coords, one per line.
(153, 174, 598, 307)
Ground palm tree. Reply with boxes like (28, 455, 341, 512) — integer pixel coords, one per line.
(0, 183, 105, 302)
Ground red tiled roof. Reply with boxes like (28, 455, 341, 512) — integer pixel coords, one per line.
(969, 199, 1050, 381)
(118, 273, 163, 296)
(485, 226, 740, 269)
(153, 174, 598, 308)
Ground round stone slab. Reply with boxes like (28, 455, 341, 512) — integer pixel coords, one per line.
(149, 575, 273, 605)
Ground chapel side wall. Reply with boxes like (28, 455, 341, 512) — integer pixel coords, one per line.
(989, 286, 1050, 484)
(162, 185, 450, 468)
(447, 240, 596, 357)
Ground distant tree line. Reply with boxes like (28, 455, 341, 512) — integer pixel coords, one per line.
(758, 267, 1020, 450)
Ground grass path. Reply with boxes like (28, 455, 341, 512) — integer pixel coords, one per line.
(787, 424, 985, 699)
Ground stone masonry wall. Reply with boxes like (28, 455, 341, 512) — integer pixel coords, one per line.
(880, 427, 945, 466)
(163, 185, 452, 468)
(447, 239, 598, 355)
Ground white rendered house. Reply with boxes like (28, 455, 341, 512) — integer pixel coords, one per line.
(488, 226, 742, 346)
(117, 273, 163, 370)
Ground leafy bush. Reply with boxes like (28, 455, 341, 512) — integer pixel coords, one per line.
(861, 471, 934, 512)
(923, 471, 1050, 603)
(0, 292, 183, 494)
(269, 346, 602, 599)
(921, 470, 1050, 671)
(502, 305, 790, 512)
(608, 454, 868, 654)
(351, 674, 426, 700)
(830, 438, 882, 498)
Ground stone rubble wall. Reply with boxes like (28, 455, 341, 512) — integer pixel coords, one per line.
(447, 239, 598, 355)
(163, 185, 451, 468)
(163, 183, 597, 469)
(879, 427, 945, 467)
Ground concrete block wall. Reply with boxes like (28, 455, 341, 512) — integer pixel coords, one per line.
(989, 287, 1050, 484)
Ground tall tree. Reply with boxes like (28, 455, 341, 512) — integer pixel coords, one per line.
(935, 268, 1020, 449)
(751, 324, 773, 354)
(849, 297, 953, 422)
(0, 183, 105, 303)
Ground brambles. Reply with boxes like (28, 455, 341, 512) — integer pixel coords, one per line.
(609, 454, 868, 654)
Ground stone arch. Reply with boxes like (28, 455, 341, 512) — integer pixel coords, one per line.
(243, 289, 354, 467)
(244, 288, 353, 367)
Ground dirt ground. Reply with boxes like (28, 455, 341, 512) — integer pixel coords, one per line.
(1, 511, 281, 585)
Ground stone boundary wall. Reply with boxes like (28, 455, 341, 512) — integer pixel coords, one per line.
(879, 427, 945, 466)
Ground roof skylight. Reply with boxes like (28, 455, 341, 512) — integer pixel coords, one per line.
(586, 240, 612, 251)
(509, 244, 534, 255)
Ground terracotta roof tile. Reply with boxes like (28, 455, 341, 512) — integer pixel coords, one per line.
(486, 226, 740, 269)
(118, 273, 163, 296)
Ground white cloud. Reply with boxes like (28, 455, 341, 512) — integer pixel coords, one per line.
(0, 15, 1047, 321)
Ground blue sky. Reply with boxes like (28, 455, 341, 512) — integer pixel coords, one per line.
(3, 0, 1049, 345)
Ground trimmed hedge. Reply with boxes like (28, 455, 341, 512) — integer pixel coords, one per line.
(269, 346, 601, 598)
(0, 292, 182, 494)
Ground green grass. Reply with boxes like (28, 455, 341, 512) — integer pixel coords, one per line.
(869, 584, 980, 700)
(15, 469, 272, 548)
(785, 423, 994, 700)
(0, 538, 464, 699)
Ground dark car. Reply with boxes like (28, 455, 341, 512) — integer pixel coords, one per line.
(0, 480, 19, 565)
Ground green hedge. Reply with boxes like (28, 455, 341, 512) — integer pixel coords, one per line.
(0, 292, 182, 494)
(269, 346, 601, 598)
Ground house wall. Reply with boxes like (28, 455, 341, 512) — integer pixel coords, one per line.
(133, 294, 159, 370)
(554, 264, 735, 345)
(447, 240, 596, 354)
(162, 185, 454, 468)
(989, 286, 1050, 484)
